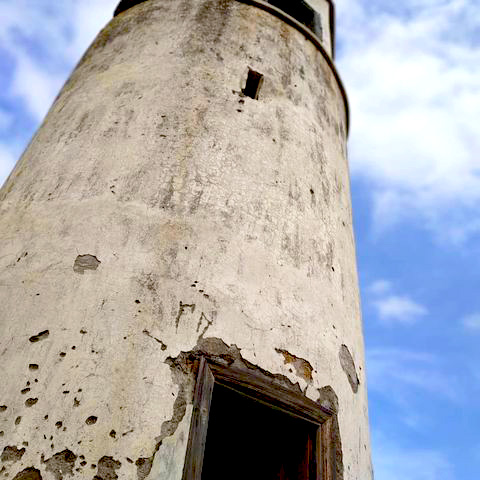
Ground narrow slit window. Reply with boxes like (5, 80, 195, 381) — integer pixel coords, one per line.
(242, 69, 264, 100)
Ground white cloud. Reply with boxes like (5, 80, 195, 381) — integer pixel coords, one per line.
(68, 0, 119, 61)
(0, 145, 16, 186)
(0, 0, 118, 183)
(373, 295, 427, 324)
(367, 279, 392, 295)
(336, 0, 480, 242)
(368, 280, 427, 325)
(372, 429, 455, 480)
(462, 312, 480, 331)
(9, 52, 65, 121)
(0, 1, 117, 121)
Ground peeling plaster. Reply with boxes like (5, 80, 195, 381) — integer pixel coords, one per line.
(275, 347, 313, 382)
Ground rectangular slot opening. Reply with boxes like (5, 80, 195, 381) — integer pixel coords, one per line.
(242, 69, 264, 100)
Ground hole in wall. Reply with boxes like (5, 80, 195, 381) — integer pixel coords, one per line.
(242, 68, 264, 100)
(85, 416, 97, 425)
(29, 331, 49, 343)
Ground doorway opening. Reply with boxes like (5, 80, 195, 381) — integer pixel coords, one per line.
(202, 383, 317, 480)
(182, 358, 337, 480)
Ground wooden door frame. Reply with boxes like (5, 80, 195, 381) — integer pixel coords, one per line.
(182, 357, 337, 480)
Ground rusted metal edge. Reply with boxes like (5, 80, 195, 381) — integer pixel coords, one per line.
(238, 0, 350, 134)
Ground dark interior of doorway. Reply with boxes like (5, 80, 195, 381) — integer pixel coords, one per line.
(201, 383, 318, 480)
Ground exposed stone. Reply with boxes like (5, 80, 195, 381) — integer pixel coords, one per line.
(94, 456, 121, 480)
(1, 446, 26, 463)
(44, 450, 77, 480)
(135, 457, 153, 480)
(317, 385, 339, 412)
(275, 348, 313, 382)
(73, 255, 101, 274)
(12, 467, 42, 480)
(339, 344, 360, 393)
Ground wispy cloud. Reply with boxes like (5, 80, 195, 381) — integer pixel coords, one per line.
(367, 348, 461, 404)
(367, 279, 392, 295)
(336, 0, 480, 243)
(462, 313, 480, 331)
(368, 280, 427, 325)
(0, 0, 117, 185)
(373, 295, 427, 324)
(372, 429, 455, 480)
(0, 1, 117, 122)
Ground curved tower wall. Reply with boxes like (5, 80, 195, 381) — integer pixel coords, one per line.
(0, 1, 372, 479)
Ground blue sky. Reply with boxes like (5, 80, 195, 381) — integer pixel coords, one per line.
(1, 1, 479, 479)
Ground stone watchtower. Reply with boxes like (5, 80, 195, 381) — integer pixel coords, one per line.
(0, 1, 372, 479)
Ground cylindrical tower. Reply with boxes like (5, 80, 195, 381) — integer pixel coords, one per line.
(0, 1, 372, 479)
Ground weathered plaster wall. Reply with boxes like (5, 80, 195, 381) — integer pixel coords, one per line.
(0, 0, 372, 479)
